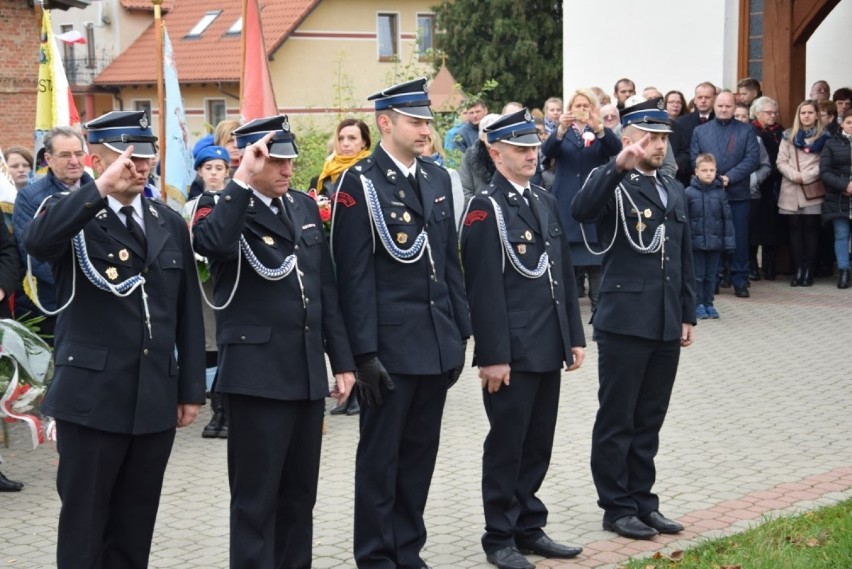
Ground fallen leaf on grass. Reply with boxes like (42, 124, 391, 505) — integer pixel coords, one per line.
(719, 565, 742, 569)
(806, 537, 821, 547)
(649, 550, 684, 562)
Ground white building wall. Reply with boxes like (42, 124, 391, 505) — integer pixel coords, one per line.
(562, 0, 851, 104)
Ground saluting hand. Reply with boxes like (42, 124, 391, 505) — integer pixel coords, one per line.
(95, 145, 142, 198)
(233, 132, 275, 185)
(615, 133, 651, 172)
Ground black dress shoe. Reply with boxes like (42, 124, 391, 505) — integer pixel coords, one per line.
(346, 395, 360, 415)
(0, 471, 23, 492)
(838, 268, 850, 289)
(602, 515, 658, 539)
(329, 402, 347, 415)
(517, 534, 582, 558)
(734, 286, 750, 298)
(485, 546, 534, 569)
(640, 511, 684, 534)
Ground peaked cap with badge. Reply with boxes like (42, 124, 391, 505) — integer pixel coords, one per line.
(233, 115, 299, 159)
(483, 108, 542, 146)
(85, 110, 159, 158)
(367, 77, 433, 119)
(620, 97, 673, 133)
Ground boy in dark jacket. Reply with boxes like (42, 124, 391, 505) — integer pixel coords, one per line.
(686, 154, 735, 319)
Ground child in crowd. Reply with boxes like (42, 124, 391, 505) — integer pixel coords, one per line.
(183, 145, 230, 438)
(685, 153, 735, 319)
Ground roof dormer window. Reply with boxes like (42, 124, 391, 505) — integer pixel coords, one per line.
(186, 10, 221, 38)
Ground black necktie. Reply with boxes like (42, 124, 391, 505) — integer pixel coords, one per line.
(644, 174, 667, 207)
(407, 172, 422, 203)
(699, 116, 709, 124)
(119, 205, 146, 249)
(274, 197, 294, 233)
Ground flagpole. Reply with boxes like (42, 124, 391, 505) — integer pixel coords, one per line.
(239, 0, 248, 115)
(153, 0, 166, 201)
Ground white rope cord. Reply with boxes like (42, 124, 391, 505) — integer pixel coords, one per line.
(360, 174, 437, 280)
(580, 181, 666, 267)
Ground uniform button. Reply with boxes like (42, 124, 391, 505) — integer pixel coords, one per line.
(666, 276, 671, 281)
(665, 256, 670, 261)
(425, 223, 430, 228)
(616, 284, 622, 288)
(665, 236, 670, 241)
(545, 241, 550, 247)
(553, 280, 558, 285)
(430, 300, 435, 305)
(143, 349, 149, 356)
(305, 326, 310, 331)
(294, 245, 300, 251)
(143, 267, 149, 274)
(84, 203, 93, 208)
(555, 300, 560, 304)
(240, 335, 246, 341)
(305, 297, 310, 303)
(224, 195, 232, 202)
(67, 356, 74, 362)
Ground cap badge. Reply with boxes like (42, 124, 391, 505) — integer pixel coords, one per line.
(657, 99, 665, 110)
(105, 267, 119, 281)
(118, 248, 130, 261)
(139, 114, 149, 129)
(524, 110, 532, 121)
(281, 117, 290, 131)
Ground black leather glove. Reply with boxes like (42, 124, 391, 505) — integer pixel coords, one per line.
(356, 356, 394, 407)
(447, 340, 468, 389)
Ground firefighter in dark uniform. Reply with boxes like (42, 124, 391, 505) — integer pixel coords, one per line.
(192, 116, 356, 569)
(23, 110, 206, 568)
(570, 100, 697, 540)
(330, 78, 472, 569)
(460, 109, 586, 569)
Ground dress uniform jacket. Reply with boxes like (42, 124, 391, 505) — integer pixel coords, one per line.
(23, 182, 206, 434)
(331, 144, 471, 371)
(571, 160, 697, 340)
(192, 181, 354, 399)
(461, 172, 585, 370)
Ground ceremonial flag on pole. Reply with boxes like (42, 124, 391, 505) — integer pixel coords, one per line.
(160, 27, 193, 210)
(240, 0, 278, 122)
(34, 8, 82, 155)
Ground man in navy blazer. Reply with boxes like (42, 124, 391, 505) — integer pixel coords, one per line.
(461, 109, 586, 569)
(572, 100, 696, 541)
(192, 116, 356, 569)
(24, 110, 206, 568)
(331, 78, 471, 569)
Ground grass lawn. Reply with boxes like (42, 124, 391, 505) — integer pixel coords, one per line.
(623, 499, 852, 569)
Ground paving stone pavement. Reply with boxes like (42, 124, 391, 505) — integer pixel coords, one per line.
(2, 276, 851, 568)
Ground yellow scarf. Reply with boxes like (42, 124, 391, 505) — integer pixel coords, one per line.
(316, 149, 371, 194)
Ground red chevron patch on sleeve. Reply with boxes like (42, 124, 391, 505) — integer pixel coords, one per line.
(333, 192, 356, 208)
(192, 206, 213, 226)
(464, 210, 488, 226)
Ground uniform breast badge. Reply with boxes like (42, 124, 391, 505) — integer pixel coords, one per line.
(644, 208, 652, 218)
(105, 267, 119, 281)
(402, 211, 411, 223)
(517, 244, 527, 255)
(636, 221, 647, 232)
(524, 230, 532, 241)
(118, 249, 130, 261)
(262, 236, 275, 246)
(390, 212, 397, 219)
(396, 232, 408, 245)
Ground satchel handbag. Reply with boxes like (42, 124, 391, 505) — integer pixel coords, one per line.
(794, 147, 826, 200)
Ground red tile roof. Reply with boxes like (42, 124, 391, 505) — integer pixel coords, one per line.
(96, 0, 319, 85)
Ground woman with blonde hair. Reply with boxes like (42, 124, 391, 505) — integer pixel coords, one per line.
(777, 100, 830, 286)
(542, 88, 621, 307)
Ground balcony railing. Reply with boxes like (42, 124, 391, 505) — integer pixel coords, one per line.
(63, 56, 113, 86)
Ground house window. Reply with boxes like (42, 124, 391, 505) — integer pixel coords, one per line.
(206, 99, 227, 129)
(86, 22, 96, 69)
(187, 11, 221, 38)
(133, 100, 153, 120)
(226, 17, 242, 35)
(417, 14, 435, 59)
(377, 13, 398, 61)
